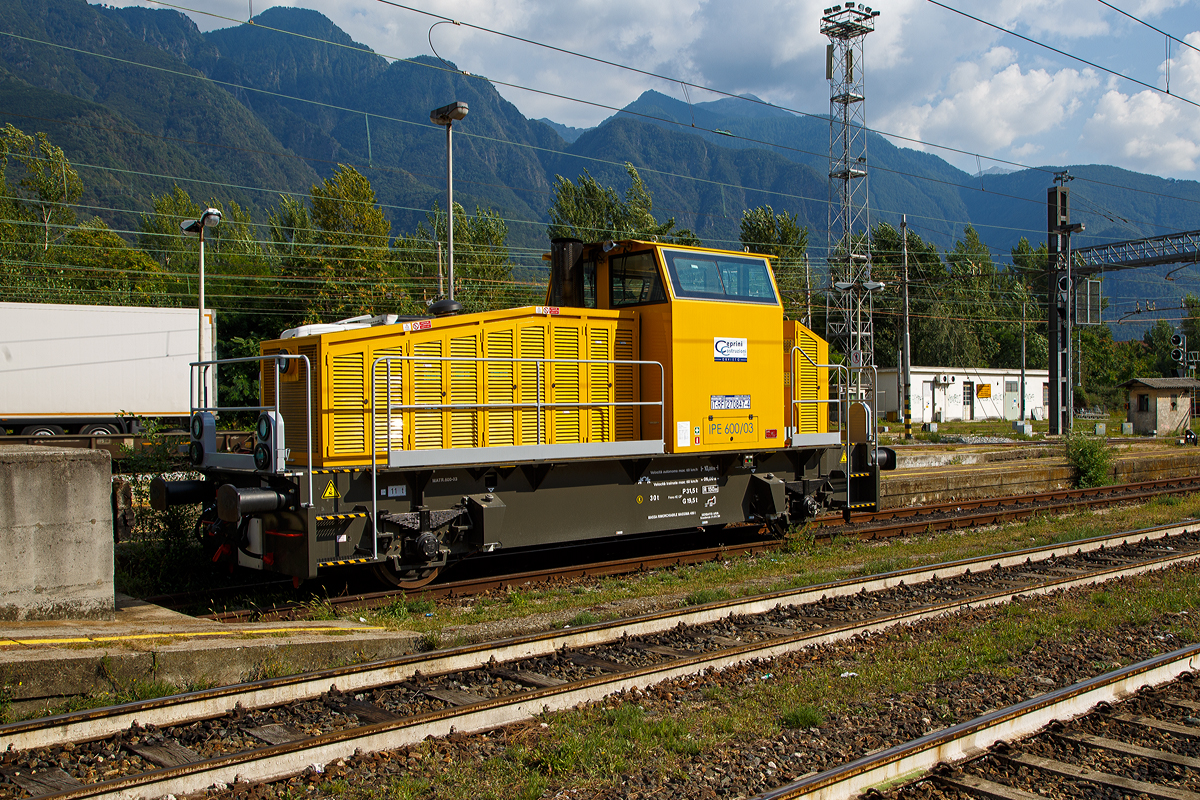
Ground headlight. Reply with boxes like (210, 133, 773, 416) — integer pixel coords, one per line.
(256, 413, 272, 442)
(253, 442, 272, 471)
(191, 413, 205, 440)
(188, 441, 204, 466)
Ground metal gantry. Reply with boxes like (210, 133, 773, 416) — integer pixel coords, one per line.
(822, 3, 880, 378)
(1073, 229, 1200, 273)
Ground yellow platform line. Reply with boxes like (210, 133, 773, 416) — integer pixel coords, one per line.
(1, 625, 384, 647)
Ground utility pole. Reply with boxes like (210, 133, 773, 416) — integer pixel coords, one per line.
(437, 242, 445, 297)
(1047, 174, 1083, 436)
(1020, 301, 1026, 422)
(803, 253, 812, 329)
(900, 214, 912, 440)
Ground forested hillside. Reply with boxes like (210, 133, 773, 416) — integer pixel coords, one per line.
(3, 0, 1200, 400)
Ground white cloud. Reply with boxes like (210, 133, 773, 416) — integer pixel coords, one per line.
(1079, 31, 1200, 174)
(876, 49, 1098, 161)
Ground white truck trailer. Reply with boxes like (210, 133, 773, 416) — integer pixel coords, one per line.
(0, 302, 216, 435)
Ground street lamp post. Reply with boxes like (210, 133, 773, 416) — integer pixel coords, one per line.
(181, 208, 222, 398)
(430, 101, 468, 301)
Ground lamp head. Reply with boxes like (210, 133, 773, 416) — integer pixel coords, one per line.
(430, 101, 469, 126)
(180, 219, 201, 236)
(833, 281, 854, 292)
(201, 208, 222, 227)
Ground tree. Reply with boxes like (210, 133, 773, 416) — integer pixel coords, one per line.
(138, 185, 202, 277)
(63, 218, 170, 305)
(309, 164, 396, 321)
(0, 124, 82, 252)
(546, 164, 699, 245)
(398, 202, 515, 313)
(740, 205, 809, 320)
(1143, 318, 1177, 377)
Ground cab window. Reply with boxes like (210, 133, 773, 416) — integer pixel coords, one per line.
(581, 260, 597, 308)
(610, 252, 666, 307)
(663, 250, 779, 304)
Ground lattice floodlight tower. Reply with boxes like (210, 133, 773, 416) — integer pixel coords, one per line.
(822, 3, 880, 385)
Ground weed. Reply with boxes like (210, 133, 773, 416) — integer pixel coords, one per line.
(781, 703, 825, 728)
(567, 611, 600, 627)
(375, 596, 436, 621)
(387, 776, 431, 800)
(417, 631, 441, 652)
(684, 587, 733, 606)
(303, 598, 340, 621)
(249, 651, 295, 681)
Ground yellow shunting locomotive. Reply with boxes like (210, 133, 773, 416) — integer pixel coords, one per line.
(153, 239, 893, 587)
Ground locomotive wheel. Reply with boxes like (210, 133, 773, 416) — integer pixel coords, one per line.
(371, 562, 441, 589)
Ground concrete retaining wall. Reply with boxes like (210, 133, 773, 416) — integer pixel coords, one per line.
(0, 445, 114, 619)
(882, 449, 1200, 508)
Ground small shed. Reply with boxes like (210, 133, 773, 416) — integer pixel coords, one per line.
(1120, 377, 1200, 436)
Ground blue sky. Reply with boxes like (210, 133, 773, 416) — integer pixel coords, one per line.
(142, 0, 1200, 181)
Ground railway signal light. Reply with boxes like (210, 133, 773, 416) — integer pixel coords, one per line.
(1172, 333, 1187, 365)
(254, 411, 287, 472)
(189, 411, 217, 466)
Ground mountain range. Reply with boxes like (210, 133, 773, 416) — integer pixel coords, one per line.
(2, 0, 1200, 332)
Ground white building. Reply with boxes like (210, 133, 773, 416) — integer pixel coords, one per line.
(874, 366, 1050, 423)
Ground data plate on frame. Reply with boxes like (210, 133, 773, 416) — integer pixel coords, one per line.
(703, 414, 758, 444)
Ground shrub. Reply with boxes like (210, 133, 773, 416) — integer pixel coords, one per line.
(1065, 434, 1113, 488)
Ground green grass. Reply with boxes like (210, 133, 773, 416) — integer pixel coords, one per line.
(683, 587, 733, 606)
(781, 703, 825, 728)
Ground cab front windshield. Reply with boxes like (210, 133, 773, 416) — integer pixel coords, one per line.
(662, 250, 779, 304)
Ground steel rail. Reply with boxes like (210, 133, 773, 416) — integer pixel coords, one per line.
(20, 548, 1200, 800)
(201, 474, 1200, 619)
(752, 643, 1200, 800)
(6, 520, 1199, 758)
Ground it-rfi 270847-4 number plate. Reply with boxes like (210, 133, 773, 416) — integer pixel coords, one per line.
(710, 394, 751, 410)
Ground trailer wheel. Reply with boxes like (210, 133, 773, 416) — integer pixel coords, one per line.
(81, 423, 121, 435)
(371, 562, 440, 589)
(21, 425, 64, 436)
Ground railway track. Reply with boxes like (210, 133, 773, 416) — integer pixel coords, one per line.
(197, 474, 1200, 622)
(753, 645, 1200, 800)
(4, 520, 1200, 800)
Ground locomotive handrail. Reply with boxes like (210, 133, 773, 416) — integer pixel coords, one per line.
(191, 354, 313, 508)
(789, 348, 879, 513)
(369, 354, 666, 564)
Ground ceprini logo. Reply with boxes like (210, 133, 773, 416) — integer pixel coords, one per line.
(713, 337, 748, 362)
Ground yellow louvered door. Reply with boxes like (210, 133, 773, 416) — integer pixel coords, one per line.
(794, 329, 819, 433)
(587, 325, 613, 443)
(267, 344, 320, 462)
(412, 339, 445, 449)
(485, 329, 516, 447)
(517, 324, 546, 445)
(551, 323, 581, 443)
(614, 326, 637, 441)
(371, 345, 405, 459)
(329, 351, 367, 456)
(449, 334, 480, 448)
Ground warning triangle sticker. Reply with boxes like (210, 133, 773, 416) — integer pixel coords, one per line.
(322, 480, 341, 500)
(839, 451, 847, 463)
